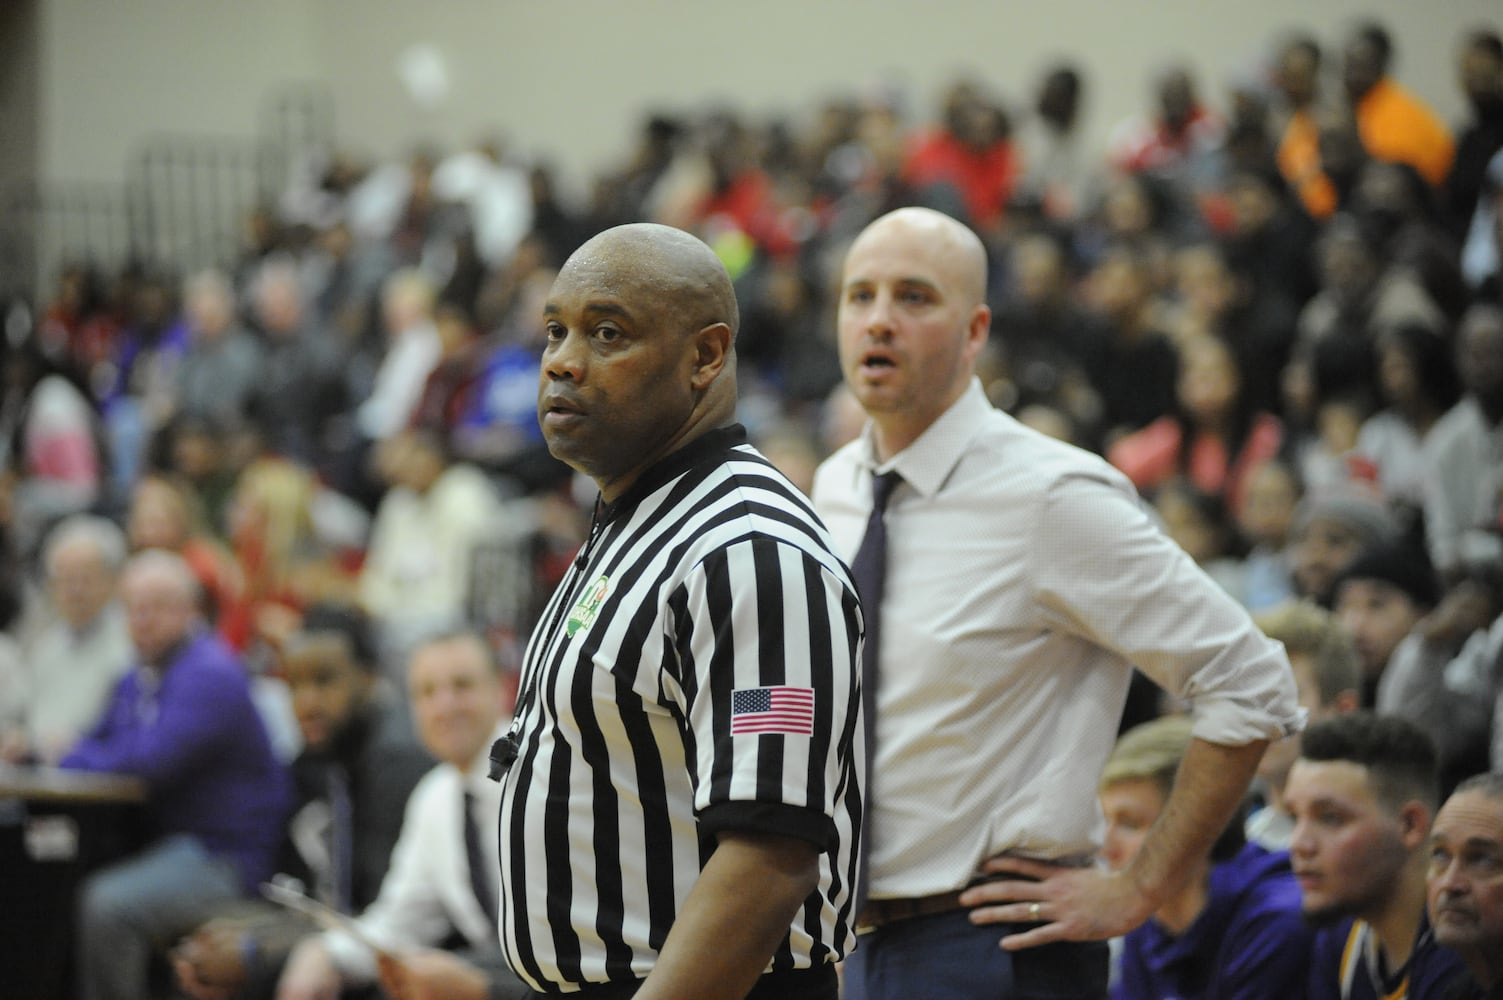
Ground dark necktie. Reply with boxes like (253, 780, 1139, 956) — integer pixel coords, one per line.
(463, 790, 498, 929)
(326, 767, 354, 912)
(850, 470, 901, 914)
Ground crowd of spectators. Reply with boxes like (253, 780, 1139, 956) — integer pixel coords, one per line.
(2, 13, 1503, 998)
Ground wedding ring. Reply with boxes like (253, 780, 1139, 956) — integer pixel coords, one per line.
(1028, 902, 1041, 920)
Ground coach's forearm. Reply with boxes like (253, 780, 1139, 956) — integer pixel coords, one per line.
(1126, 736, 1267, 906)
(635, 830, 819, 1000)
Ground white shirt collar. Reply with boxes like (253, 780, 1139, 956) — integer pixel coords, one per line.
(857, 378, 992, 499)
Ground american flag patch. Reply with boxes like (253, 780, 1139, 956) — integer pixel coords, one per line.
(730, 686, 816, 736)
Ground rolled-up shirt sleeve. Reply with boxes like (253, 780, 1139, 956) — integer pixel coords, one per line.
(1031, 471, 1304, 745)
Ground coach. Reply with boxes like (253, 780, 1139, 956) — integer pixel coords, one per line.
(492, 223, 864, 1000)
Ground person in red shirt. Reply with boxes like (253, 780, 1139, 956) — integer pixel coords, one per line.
(902, 78, 1019, 232)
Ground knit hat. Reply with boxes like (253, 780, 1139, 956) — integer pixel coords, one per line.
(1332, 541, 1441, 610)
(1292, 483, 1399, 548)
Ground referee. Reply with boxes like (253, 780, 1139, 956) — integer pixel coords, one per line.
(493, 223, 864, 1000)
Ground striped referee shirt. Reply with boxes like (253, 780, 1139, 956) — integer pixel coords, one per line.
(496, 424, 864, 991)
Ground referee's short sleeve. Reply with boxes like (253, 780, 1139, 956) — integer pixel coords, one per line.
(676, 535, 862, 835)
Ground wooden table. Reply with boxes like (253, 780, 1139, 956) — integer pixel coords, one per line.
(1, 765, 147, 1000)
(0, 763, 146, 803)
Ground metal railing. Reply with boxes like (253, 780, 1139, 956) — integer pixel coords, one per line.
(0, 83, 334, 301)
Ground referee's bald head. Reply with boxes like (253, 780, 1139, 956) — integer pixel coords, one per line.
(539, 224, 740, 502)
(563, 223, 740, 341)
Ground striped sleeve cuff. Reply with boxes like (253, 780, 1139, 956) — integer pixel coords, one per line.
(699, 801, 836, 850)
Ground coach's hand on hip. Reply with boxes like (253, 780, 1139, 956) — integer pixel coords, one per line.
(959, 855, 1157, 950)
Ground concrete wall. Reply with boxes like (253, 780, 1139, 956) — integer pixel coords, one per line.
(0, 0, 41, 194)
(38, 0, 321, 183)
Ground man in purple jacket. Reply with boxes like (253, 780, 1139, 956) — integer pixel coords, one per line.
(62, 549, 291, 1000)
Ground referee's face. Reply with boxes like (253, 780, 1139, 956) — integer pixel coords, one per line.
(539, 253, 702, 500)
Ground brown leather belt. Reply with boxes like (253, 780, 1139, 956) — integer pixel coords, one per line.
(855, 889, 968, 934)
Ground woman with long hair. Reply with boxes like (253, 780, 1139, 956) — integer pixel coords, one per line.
(1109, 332, 1282, 517)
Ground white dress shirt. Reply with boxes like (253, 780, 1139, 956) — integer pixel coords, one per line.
(356, 321, 441, 440)
(22, 603, 133, 761)
(812, 379, 1301, 899)
(358, 464, 503, 641)
(1421, 396, 1503, 576)
(323, 725, 506, 984)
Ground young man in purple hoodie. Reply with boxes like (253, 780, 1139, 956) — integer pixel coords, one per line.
(1100, 716, 1313, 1000)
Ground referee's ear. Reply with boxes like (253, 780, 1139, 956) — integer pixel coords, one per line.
(689, 321, 733, 391)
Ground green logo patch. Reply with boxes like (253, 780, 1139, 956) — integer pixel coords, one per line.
(566, 574, 610, 637)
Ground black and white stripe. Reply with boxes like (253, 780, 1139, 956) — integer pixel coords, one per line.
(496, 426, 864, 991)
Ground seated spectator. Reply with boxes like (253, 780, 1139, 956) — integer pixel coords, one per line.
(1426, 772, 1503, 997)
(1445, 30, 1503, 239)
(99, 272, 188, 495)
(223, 456, 365, 648)
(1314, 108, 1377, 219)
(409, 301, 493, 450)
(1461, 151, 1503, 303)
(4, 516, 133, 764)
(1100, 716, 1312, 1000)
(356, 269, 443, 445)
(1084, 170, 1182, 269)
(1298, 215, 1448, 378)
(1422, 304, 1503, 584)
(174, 268, 264, 430)
(3, 340, 105, 553)
(1162, 243, 1239, 351)
(1274, 34, 1339, 220)
(346, 148, 466, 273)
(649, 109, 796, 260)
(1222, 164, 1318, 412)
(1079, 243, 1180, 442)
(1150, 479, 1246, 601)
(359, 428, 503, 670)
(274, 631, 527, 1000)
(1288, 482, 1398, 606)
(1342, 21, 1455, 189)
(39, 260, 121, 383)
(1352, 159, 1470, 323)
(431, 137, 534, 271)
(1297, 213, 1445, 355)
(1014, 63, 1091, 220)
(1110, 333, 1281, 517)
(172, 605, 433, 999)
(1331, 542, 1441, 706)
(1293, 326, 1388, 499)
(1377, 573, 1503, 794)
(901, 77, 1019, 233)
(1285, 713, 1470, 1000)
(159, 414, 242, 543)
(1107, 65, 1223, 202)
(987, 231, 1106, 444)
(62, 550, 292, 1000)
(127, 473, 247, 649)
(1356, 323, 1463, 525)
(1235, 459, 1302, 612)
(244, 258, 349, 471)
(1248, 602, 1362, 850)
